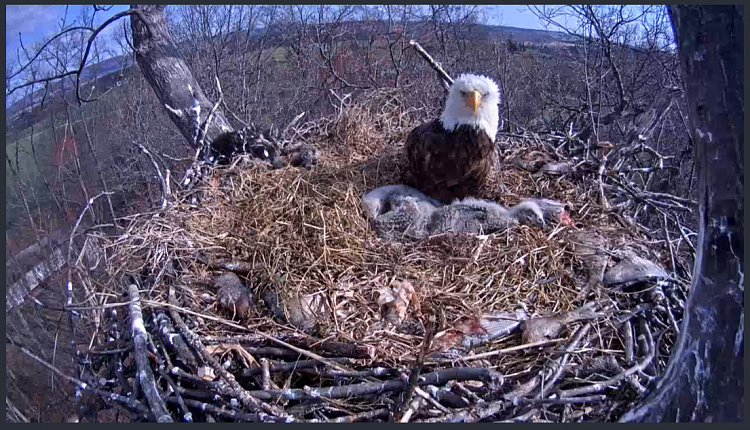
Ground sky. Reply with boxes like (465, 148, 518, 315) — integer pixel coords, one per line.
(486, 5, 546, 29)
(6, 5, 129, 64)
(6, 5, 547, 63)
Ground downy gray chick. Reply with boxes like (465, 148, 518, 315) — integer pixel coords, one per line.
(364, 186, 549, 240)
(361, 185, 443, 220)
(362, 185, 443, 240)
(509, 200, 547, 228)
(431, 198, 546, 234)
(429, 197, 520, 235)
(519, 198, 571, 226)
(371, 194, 441, 240)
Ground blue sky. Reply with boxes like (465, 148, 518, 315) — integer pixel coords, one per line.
(6, 5, 129, 64)
(6, 5, 546, 65)
(486, 5, 546, 29)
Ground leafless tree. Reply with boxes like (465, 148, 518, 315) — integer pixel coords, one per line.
(620, 5, 743, 421)
(9, 5, 741, 421)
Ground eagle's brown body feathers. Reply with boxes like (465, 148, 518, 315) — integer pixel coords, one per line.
(405, 119, 496, 204)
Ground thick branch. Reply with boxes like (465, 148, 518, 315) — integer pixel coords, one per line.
(128, 285, 173, 422)
(409, 40, 453, 91)
(130, 5, 232, 148)
(167, 287, 285, 417)
(621, 5, 744, 422)
(243, 367, 502, 402)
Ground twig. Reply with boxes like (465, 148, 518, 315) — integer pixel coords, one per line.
(582, 305, 651, 349)
(610, 166, 679, 174)
(7, 8, 151, 101)
(196, 255, 257, 273)
(164, 397, 294, 423)
(143, 300, 261, 332)
(155, 312, 201, 371)
(115, 353, 132, 396)
(409, 40, 453, 91)
(642, 190, 698, 208)
(673, 215, 696, 253)
(197, 75, 225, 157)
(419, 398, 506, 423)
(622, 320, 635, 365)
(460, 338, 565, 361)
(236, 330, 356, 375)
(221, 98, 251, 130)
(260, 358, 271, 391)
(662, 214, 677, 272)
(64, 191, 113, 367)
(608, 176, 694, 212)
(283, 112, 307, 138)
(201, 334, 372, 359)
(240, 358, 354, 377)
(313, 408, 390, 423)
(598, 152, 610, 209)
(296, 366, 397, 379)
(514, 394, 606, 406)
(663, 302, 681, 336)
(169, 366, 223, 390)
(127, 285, 173, 422)
(6, 397, 29, 423)
(134, 142, 171, 209)
(398, 317, 435, 415)
(450, 381, 484, 404)
(167, 287, 285, 417)
(148, 336, 192, 422)
(420, 390, 600, 423)
(399, 396, 424, 423)
(241, 367, 502, 402)
(424, 385, 468, 409)
(558, 323, 656, 398)
(12, 341, 152, 419)
(130, 363, 141, 410)
(496, 408, 539, 423)
(537, 323, 591, 397)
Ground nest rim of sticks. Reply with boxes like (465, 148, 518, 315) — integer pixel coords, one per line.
(55, 91, 693, 423)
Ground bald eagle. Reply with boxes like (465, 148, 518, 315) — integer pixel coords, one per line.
(405, 74, 500, 204)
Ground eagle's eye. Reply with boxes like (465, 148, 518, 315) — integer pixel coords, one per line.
(459, 90, 468, 97)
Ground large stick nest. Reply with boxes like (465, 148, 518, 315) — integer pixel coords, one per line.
(79, 90, 691, 423)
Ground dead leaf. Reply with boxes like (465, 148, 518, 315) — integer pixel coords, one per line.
(197, 366, 216, 381)
(205, 344, 258, 368)
(263, 290, 326, 334)
(376, 280, 416, 328)
(205, 344, 232, 355)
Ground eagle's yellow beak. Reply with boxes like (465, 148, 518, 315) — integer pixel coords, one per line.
(465, 90, 482, 115)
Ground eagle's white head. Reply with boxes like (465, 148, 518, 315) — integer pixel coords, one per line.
(440, 74, 501, 142)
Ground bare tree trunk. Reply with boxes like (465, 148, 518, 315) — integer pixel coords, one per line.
(620, 5, 743, 422)
(130, 5, 233, 148)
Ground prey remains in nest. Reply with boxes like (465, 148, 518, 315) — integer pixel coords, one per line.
(209, 124, 318, 169)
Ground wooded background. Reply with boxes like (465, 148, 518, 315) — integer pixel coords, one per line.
(6, 4, 741, 423)
(6, 5, 690, 261)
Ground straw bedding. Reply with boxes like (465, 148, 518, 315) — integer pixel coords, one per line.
(86, 95, 690, 422)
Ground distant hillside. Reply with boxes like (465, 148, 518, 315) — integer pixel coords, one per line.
(5, 21, 571, 133)
(6, 55, 134, 121)
(481, 24, 575, 43)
